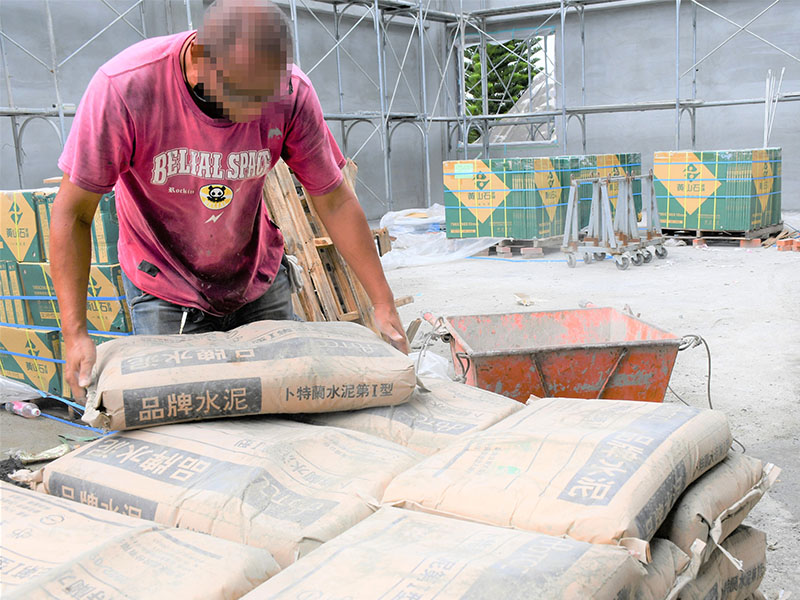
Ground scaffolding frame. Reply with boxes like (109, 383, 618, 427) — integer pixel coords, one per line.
(1, 0, 798, 208)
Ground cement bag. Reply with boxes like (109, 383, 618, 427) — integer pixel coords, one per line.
(0, 481, 279, 599)
(83, 320, 415, 430)
(657, 453, 779, 563)
(25, 418, 422, 568)
(242, 507, 646, 600)
(676, 525, 766, 600)
(293, 377, 524, 455)
(383, 398, 732, 561)
(638, 539, 692, 600)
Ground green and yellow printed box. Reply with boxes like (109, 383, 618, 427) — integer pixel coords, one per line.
(1, 189, 50, 263)
(571, 153, 642, 225)
(0, 324, 62, 396)
(654, 148, 782, 232)
(0, 260, 30, 325)
(36, 190, 119, 264)
(19, 262, 131, 333)
(443, 154, 641, 239)
(443, 157, 570, 239)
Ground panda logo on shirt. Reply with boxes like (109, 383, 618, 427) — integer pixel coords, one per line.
(199, 184, 234, 210)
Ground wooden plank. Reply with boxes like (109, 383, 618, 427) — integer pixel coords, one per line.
(394, 295, 414, 308)
(273, 163, 343, 321)
(372, 227, 392, 256)
(263, 161, 336, 321)
(319, 245, 358, 316)
(314, 237, 333, 247)
(301, 159, 380, 333)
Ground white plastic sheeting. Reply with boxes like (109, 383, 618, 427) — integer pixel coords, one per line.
(379, 204, 501, 270)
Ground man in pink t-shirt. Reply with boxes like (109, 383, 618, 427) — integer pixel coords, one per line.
(51, 0, 409, 400)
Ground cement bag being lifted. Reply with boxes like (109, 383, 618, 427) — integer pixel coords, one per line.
(83, 320, 416, 430)
(0, 482, 279, 599)
(657, 453, 779, 563)
(294, 377, 524, 455)
(383, 398, 732, 561)
(23, 418, 422, 568)
(242, 507, 646, 600)
(676, 525, 766, 600)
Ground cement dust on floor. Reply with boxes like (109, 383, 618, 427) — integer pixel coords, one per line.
(388, 239, 799, 597)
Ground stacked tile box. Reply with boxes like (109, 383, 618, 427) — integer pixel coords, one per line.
(443, 153, 642, 239)
(0, 186, 129, 398)
(654, 148, 782, 233)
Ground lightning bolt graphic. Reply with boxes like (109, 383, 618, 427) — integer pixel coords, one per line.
(205, 214, 223, 224)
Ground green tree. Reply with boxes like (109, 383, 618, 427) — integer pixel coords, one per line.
(464, 39, 542, 143)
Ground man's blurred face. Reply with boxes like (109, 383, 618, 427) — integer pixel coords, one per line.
(198, 49, 289, 122)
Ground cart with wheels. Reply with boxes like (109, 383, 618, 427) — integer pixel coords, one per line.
(561, 171, 668, 269)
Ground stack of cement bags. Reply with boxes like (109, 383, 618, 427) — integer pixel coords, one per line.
(293, 376, 526, 455)
(379, 397, 778, 598)
(656, 453, 779, 599)
(0, 481, 278, 599)
(5, 321, 780, 599)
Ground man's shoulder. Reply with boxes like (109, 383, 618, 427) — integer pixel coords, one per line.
(99, 32, 190, 80)
(289, 64, 317, 97)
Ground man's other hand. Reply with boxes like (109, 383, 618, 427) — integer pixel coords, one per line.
(64, 332, 97, 404)
(373, 302, 410, 354)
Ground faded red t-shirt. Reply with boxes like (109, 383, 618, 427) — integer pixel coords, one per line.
(59, 31, 345, 315)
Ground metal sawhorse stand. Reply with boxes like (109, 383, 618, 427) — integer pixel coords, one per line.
(561, 171, 667, 270)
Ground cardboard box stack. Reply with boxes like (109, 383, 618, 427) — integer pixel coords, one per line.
(654, 147, 782, 233)
(443, 153, 641, 240)
(0, 186, 130, 398)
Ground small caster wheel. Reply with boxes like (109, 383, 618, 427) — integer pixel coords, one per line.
(583, 253, 593, 264)
(631, 251, 644, 266)
(615, 255, 630, 271)
(642, 249, 653, 263)
(655, 246, 668, 259)
(566, 254, 577, 268)
(593, 252, 607, 261)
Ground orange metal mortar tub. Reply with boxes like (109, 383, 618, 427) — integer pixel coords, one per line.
(436, 307, 680, 403)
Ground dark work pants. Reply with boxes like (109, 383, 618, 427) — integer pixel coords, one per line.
(121, 262, 297, 335)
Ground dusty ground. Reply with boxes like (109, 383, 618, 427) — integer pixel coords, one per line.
(387, 214, 799, 598)
(2, 214, 797, 597)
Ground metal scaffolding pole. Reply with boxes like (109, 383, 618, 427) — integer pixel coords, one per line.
(373, 0, 392, 208)
(674, 0, 681, 149)
(458, 6, 467, 159)
(333, 3, 347, 154)
(418, 0, 431, 207)
(0, 11, 23, 187)
(559, 0, 567, 153)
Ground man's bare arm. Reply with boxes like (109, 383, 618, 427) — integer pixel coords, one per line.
(309, 180, 410, 353)
(50, 174, 102, 400)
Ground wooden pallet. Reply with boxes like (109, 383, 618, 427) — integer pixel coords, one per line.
(262, 159, 407, 335)
(662, 223, 784, 242)
(473, 238, 558, 258)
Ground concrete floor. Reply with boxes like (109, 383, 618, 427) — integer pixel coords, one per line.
(2, 214, 798, 596)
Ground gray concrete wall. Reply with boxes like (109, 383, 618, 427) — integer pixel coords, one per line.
(3, 0, 796, 217)
(0, 0, 449, 219)
(479, 0, 799, 210)
(279, 1, 448, 218)
(0, 0, 205, 189)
